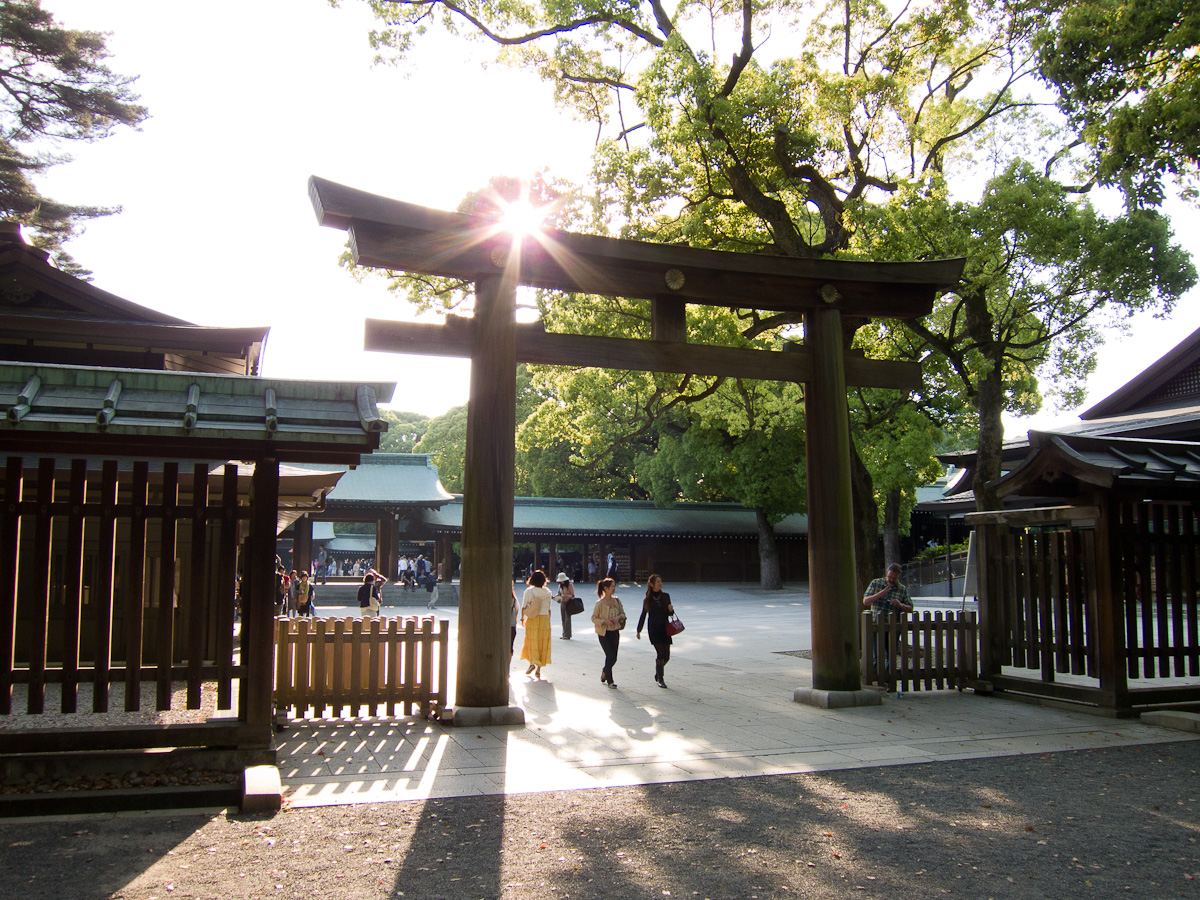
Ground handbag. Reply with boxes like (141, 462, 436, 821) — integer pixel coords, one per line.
(665, 614, 685, 636)
(565, 595, 585, 616)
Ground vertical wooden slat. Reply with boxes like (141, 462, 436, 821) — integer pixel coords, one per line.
(1120, 501, 1138, 677)
(1066, 529, 1086, 675)
(243, 458, 279, 738)
(1050, 531, 1067, 673)
(29, 458, 56, 715)
(215, 465, 237, 710)
(124, 461, 149, 712)
(1151, 503, 1169, 677)
(436, 617, 448, 714)
(1095, 494, 1130, 709)
(919, 613, 932, 691)
(274, 617, 291, 716)
(403, 618, 417, 716)
(330, 618, 346, 718)
(156, 463, 179, 711)
(186, 463, 209, 708)
(0, 457, 24, 716)
(366, 617, 382, 716)
(1004, 530, 1021, 665)
(299, 617, 315, 717)
(387, 618, 401, 716)
(61, 459, 87, 714)
(1185, 508, 1199, 676)
(1037, 532, 1055, 682)
(966, 611, 979, 687)
(1020, 533, 1038, 669)
(1169, 504, 1186, 677)
(933, 611, 946, 690)
(312, 617, 327, 718)
(975, 525, 998, 679)
(1138, 503, 1155, 677)
(93, 460, 118, 713)
(348, 618, 363, 716)
(420, 617, 435, 716)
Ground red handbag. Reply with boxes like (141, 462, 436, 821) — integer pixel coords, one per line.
(665, 614, 685, 637)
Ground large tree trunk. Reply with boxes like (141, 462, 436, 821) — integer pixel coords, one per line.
(850, 437, 883, 595)
(972, 356, 1007, 512)
(755, 506, 784, 589)
(883, 489, 902, 567)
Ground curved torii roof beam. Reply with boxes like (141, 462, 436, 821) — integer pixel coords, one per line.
(309, 176, 963, 318)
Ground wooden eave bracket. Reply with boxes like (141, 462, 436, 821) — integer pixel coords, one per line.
(6, 373, 40, 422)
(95, 377, 123, 430)
(356, 385, 385, 433)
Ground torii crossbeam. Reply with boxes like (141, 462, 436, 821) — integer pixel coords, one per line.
(310, 176, 964, 721)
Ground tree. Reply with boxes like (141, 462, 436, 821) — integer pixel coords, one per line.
(355, 0, 1196, 577)
(0, 1, 147, 271)
(414, 404, 467, 492)
(1036, 0, 1200, 206)
(378, 409, 430, 452)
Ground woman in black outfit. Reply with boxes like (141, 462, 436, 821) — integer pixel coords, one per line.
(636, 574, 674, 688)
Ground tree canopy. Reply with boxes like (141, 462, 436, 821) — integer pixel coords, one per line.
(354, 0, 1197, 581)
(0, 0, 147, 271)
(1037, 0, 1199, 206)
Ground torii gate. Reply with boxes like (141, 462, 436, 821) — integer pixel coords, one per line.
(309, 177, 964, 724)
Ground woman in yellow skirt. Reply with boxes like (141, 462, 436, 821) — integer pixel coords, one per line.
(520, 570, 554, 679)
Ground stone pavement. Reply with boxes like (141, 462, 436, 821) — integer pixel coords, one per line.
(277, 583, 1194, 808)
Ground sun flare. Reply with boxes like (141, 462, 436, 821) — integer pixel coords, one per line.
(498, 198, 549, 238)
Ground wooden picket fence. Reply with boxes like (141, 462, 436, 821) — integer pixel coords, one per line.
(273, 616, 449, 720)
(861, 610, 979, 693)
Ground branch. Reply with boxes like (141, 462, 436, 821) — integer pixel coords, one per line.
(378, 0, 666, 48)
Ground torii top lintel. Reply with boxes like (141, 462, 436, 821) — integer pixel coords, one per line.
(310, 177, 964, 319)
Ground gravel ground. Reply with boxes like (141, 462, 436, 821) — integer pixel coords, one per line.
(2, 740, 1198, 900)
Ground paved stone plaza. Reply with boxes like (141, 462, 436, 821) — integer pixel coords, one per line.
(278, 583, 1195, 808)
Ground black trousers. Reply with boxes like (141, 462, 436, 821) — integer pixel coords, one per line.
(598, 630, 620, 680)
(561, 603, 572, 638)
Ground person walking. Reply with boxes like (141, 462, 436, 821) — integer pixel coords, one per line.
(293, 571, 312, 620)
(519, 570, 553, 680)
(636, 574, 675, 688)
(553, 572, 577, 640)
(591, 577, 625, 688)
(358, 570, 384, 618)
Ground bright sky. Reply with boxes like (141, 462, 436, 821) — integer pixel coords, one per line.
(36, 0, 596, 415)
(32, 0, 1200, 435)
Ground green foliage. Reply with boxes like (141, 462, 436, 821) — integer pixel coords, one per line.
(352, 0, 1198, 527)
(0, 1, 147, 271)
(1037, 0, 1200, 205)
(378, 409, 430, 452)
(413, 404, 468, 492)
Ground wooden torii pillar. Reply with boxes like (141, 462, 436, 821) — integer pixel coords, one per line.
(309, 177, 964, 720)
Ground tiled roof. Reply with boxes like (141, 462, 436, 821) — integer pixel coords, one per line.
(0, 361, 394, 463)
(416, 496, 808, 538)
(994, 431, 1200, 497)
(293, 454, 453, 507)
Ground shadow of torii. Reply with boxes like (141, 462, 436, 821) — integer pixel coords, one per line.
(308, 176, 963, 719)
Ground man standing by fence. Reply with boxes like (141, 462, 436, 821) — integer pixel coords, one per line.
(863, 564, 914, 621)
(862, 564, 914, 694)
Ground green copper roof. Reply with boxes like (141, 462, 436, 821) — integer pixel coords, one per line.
(293, 454, 454, 507)
(416, 496, 807, 538)
(0, 361, 394, 463)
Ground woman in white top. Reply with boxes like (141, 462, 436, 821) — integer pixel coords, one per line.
(591, 577, 625, 688)
(519, 570, 553, 679)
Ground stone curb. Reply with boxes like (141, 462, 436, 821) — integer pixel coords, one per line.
(792, 688, 883, 709)
(1141, 710, 1200, 734)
